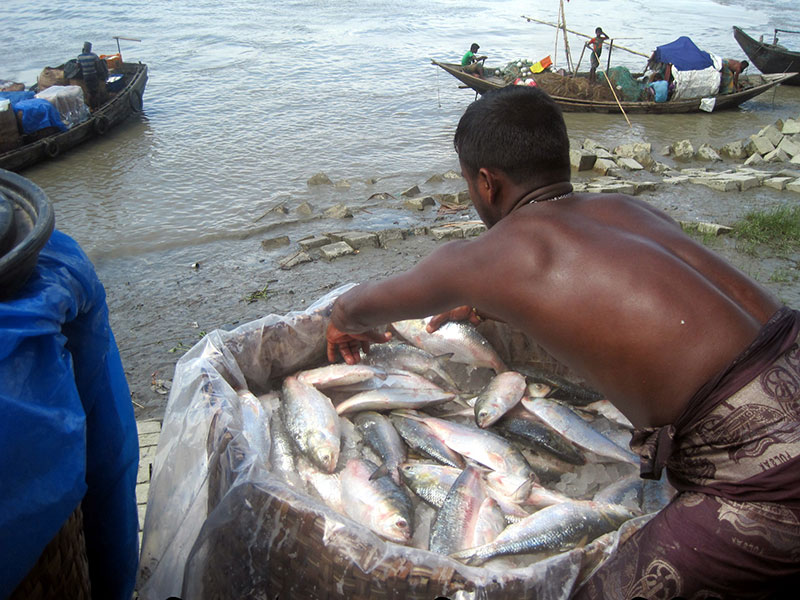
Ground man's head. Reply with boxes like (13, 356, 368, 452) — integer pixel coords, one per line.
(741, 60, 749, 71)
(470, 43, 480, 53)
(454, 86, 570, 226)
(82, 42, 92, 53)
(595, 27, 604, 36)
(455, 85, 570, 187)
(653, 73, 664, 81)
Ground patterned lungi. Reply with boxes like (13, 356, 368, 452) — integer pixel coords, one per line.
(574, 307, 800, 600)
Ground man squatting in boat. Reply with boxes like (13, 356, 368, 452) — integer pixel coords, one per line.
(325, 85, 800, 598)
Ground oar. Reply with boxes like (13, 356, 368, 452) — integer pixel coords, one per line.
(573, 45, 586, 77)
(598, 65, 632, 128)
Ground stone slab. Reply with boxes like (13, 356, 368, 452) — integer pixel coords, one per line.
(261, 235, 290, 251)
(340, 231, 379, 249)
(137, 420, 162, 435)
(377, 228, 406, 246)
(404, 195, 435, 211)
(615, 157, 643, 171)
(787, 181, 800, 193)
(430, 226, 465, 240)
(298, 236, 331, 250)
(320, 241, 356, 260)
(763, 177, 794, 191)
(279, 250, 313, 269)
(460, 222, 487, 237)
(689, 177, 738, 192)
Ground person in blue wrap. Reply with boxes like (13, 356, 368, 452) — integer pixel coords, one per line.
(0, 229, 139, 600)
(646, 72, 669, 102)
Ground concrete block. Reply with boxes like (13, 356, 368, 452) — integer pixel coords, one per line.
(377, 228, 406, 246)
(744, 153, 765, 166)
(793, 155, 800, 165)
(324, 203, 353, 219)
(615, 157, 644, 171)
(137, 457, 153, 484)
(426, 173, 444, 183)
(695, 222, 733, 235)
(594, 148, 614, 159)
(430, 226, 465, 240)
(633, 181, 658, 194)
(671, 140, 695, 161)
(648, 161, 671, 175)
(718, 140, 748, 160)
(261, 235, 290, 250)
(582, 138, 608, 152)
(787, 181, 800, 194)
(295, 201, 313, 216)
(592, 158, 617, 175)
(763, 148, 790, 163)
(401, 185, 421, 198)
(663, 176, 690, 184)
(298, 235, 331, 250)
(690, 177, 738, 192)
(758, 124, 784, 147)
(460, 222, 487, 237)
(781, 118, 800, 135)
(412, 226, 430, 236)
(728, 175, 761, 191)
(746, 134, 775, 156)
(340, 231, 379, 249)
(570, 149, 597, 171)
(279, 250, 313, 269)
(138, 432, 161, 448)
(695, 144, 722, 162)
(455, 190, 472, 204)
(595, 182, 636, 194)
(613, 142, 653, 167)
(334, 179, 351, 189)
(136, 482, 150, 505)
(307, 172, 332, 185)
(763, 177, 794, 191)
(404, 195, 435, 211)
(320, 241, 356, 260)
(137, 420, 162, 435)
(778, 136, 800, 158)
(442, 170, 462, 180)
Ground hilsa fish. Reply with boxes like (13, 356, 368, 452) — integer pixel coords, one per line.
(353, 411, 407, 485)
(429, 466, 494, 555)
(363, 342, 459, 391)
(474, 371, 527, 428)
(450, 500, 636, 565)
(297, 363, 387, 389)
(340, 457, 414, 544)
(391, 317, 507, 373)
(282, 375, 341, 473)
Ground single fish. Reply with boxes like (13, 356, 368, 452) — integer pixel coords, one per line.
(340, 457, 414, 544)
(282, 375, 341, 473)
(513, 364, 603, 406)
(593, 473, 643, 513)
(329, 369, 450, 394)
(450, 500, 636, 565)
(363, 342, 459, 391)
(268, 402, 305, 490)
(429, 466, 488, 555)
(297, 456, 344, 513)
(521, 397, 639, 465)
(391, 317, 507, 373)
(495, 407, 586, 466)
(473, 371, 527, 428)
(485, 471, 572, 509)
(353, 411, 407, 485)
(402, 413, 535, 499)
(390, 413, 465, 469)
(471, 497, 507, 548)
(399, 462, 461, 508)
(527, 382, 553, 398)
(296, 363, 387, 389)
(581, 399, 634, 430)
(335, 387, 455, 415)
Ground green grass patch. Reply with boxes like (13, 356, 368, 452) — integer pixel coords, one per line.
(731, 206, 800, 254)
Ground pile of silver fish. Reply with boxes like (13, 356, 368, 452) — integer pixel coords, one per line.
(251, 316, 674, 568)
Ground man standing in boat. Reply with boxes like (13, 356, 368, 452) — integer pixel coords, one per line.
(326, 85, 800, 598)
(461, 43, 487, 79)
(585, 27, 609, 84)
(77, 41, 108, 109)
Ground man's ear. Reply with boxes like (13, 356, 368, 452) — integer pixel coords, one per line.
(477, 167, 502, 206)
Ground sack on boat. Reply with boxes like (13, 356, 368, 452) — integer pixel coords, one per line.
(136, 284, 654, 600)
(36, 68, 67, 93)
(0, 80, 25, 93)
(35, 85, 90, 129)
(0, 101, 21, 153)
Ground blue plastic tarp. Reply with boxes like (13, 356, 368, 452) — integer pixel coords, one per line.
(0, 230, 139, 600)
(652, 36, 714, 71)
(9, 98, 67, 135)
(0, 90, 35, 108)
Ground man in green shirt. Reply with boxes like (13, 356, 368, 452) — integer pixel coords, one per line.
(461, 43, 486, 78)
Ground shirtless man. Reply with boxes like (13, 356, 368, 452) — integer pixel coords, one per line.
(326, 85, 800, 598)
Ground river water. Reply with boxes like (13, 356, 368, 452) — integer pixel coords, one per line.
(4, 0, 799, 266)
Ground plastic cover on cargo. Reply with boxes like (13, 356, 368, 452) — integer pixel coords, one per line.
(8, 98, 68, 134)
(35, 85, 90, 129)
(671, 62, 722, 100)
(0, 230, 139, 599)
(651, 36, 713, 71)
(136, 285, 656, 600)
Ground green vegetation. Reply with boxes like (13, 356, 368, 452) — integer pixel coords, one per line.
(243, 282, 274, 303)
(731, 205, 800, 255)
(769, 267, 799, 284)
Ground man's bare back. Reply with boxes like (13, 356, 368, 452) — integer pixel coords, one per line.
(329, 191, 780, 429)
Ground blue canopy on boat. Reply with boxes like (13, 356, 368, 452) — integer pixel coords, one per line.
(651, 36, 714, 71)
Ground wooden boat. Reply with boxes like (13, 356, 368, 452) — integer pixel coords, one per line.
(0, 60, 148, 172)
(431, 60, 796, 114)
(733, 26, 800, 86)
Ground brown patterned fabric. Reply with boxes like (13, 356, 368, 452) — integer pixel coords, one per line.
(575, 307, 800, 599)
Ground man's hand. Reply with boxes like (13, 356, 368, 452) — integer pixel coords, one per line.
(326, 321, 391, 364)
(426, 305, 483, 333)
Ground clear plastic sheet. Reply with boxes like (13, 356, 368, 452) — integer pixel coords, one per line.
(34, 85, 90, 129)
(137, 284, 653, 600)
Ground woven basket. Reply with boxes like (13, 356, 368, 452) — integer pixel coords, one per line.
(9, 503, 91, 600)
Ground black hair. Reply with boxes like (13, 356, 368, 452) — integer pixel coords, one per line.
(595, 27, 604, 35)
(741, 60, 749, 70)
(653, 72, 664, 81)
(470, 43, 480, 52)
(454, 86, 570, 186)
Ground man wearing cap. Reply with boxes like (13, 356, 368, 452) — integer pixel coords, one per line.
(77, 41, 108, 109)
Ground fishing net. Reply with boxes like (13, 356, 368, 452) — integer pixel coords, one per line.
(598, 67, 646, 102)
(136, 284, 657, 600)
(531, 72, 616, 102)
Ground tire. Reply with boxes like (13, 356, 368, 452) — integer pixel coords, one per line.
(129, 89, 143, 112)
(43, 139, 60, 159)
(93, 115, 109, 135)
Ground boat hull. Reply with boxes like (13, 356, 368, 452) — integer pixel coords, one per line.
(733, 27, 800, 86)
(431, 60, 797, 113)
(0, 61, 149, 172)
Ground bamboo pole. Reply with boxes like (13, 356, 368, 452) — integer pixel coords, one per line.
(521, 16, 650, 58)
(559, 0, 574, 72)
(599, 65, 632, 128)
